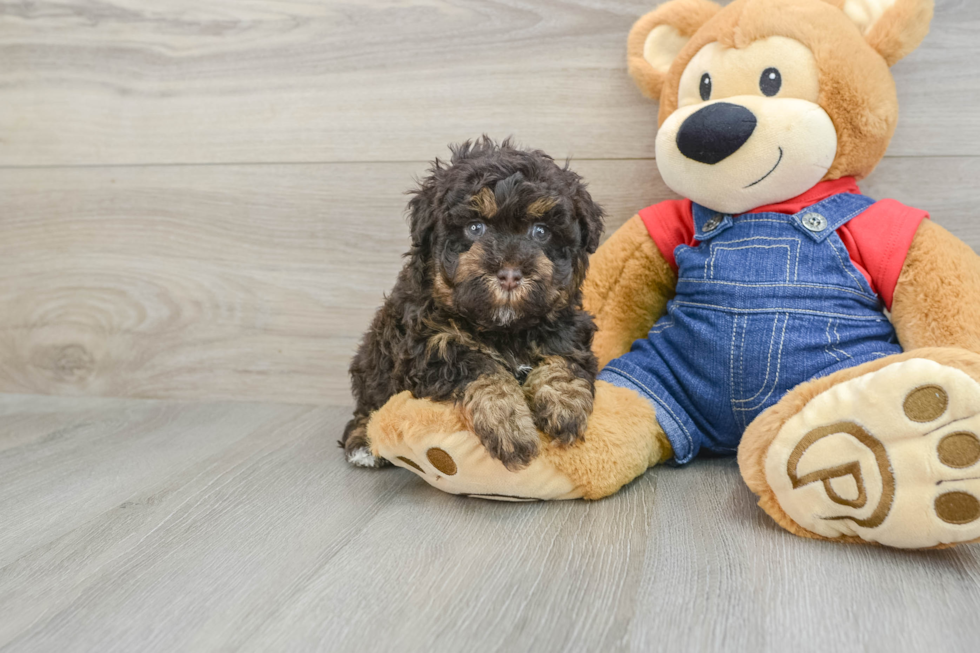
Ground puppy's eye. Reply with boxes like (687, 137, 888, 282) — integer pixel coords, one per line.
(466, 222, 486, 239)
(529, 223, 550, 243)
(700, 72, 712, 101)
(760, 67, 781, 97)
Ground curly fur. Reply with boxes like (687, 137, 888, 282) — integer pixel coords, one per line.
(523, 356, 595, 445)
(342, 137, 604, 470)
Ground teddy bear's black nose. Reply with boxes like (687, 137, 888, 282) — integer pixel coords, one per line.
(676, 102, 758, 165)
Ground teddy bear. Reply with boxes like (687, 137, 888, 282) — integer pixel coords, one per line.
(363, 0, 980, 549)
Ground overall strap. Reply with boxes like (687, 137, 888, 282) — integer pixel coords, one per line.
(691, 203, 736, 241)
(788, 193, 876, 243)
(691, 193, 876, 243)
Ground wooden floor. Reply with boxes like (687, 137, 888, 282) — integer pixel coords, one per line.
(1, 393, 978, 652)
(3, 0, 980, 650)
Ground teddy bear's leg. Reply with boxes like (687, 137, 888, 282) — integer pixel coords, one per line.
(739, 347, 980, 549)
(366, 381, 672, 501)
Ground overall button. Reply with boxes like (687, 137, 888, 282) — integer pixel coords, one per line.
(801, 212, 827, 232)
(703, 214, 724, 232)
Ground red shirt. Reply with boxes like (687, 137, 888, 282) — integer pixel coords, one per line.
(638, 178, 928, 310)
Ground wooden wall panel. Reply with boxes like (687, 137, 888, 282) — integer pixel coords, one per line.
(0, 157, 975, 404)
(0, 0, 976, 166)
(0, 0, 977, 403)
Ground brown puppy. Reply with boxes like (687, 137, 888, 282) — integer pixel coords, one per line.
(342, 137, 604, 470)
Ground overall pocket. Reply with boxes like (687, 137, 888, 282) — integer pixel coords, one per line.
(703, 236, 802, 283)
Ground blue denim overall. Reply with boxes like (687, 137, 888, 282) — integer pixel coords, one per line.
(598, 193, 903, 464)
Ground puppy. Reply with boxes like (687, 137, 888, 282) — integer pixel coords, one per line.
(342, 137, 604, 470)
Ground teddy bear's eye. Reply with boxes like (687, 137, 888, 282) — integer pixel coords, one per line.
(760, 67, 782, 97)
(699, 73, 712, 101)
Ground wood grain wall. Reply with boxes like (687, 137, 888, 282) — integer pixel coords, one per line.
(0, 0, 977, 405)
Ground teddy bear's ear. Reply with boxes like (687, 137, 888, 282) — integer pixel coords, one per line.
(835, 0, 934, 66)
(627, 0, 722, 100)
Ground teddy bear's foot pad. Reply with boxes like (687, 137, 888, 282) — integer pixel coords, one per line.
(367, 392, 585, 501)
(765, 358, 980, 548)
(379, 428, 581, 501)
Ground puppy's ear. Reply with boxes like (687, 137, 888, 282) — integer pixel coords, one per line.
(627, 0, 721, 100)
(407, 167, 441, 255)
(828, 0, 933, 66)
(572, 184, 604, 254)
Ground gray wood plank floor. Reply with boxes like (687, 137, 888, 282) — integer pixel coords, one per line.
(1, 393, 978, 653)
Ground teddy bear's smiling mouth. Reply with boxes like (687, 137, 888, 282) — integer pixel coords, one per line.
(744, 147, 783, 189)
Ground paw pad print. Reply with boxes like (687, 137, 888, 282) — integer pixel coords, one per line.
(396, 447, 458, 477)
(901, 384, 980, 526)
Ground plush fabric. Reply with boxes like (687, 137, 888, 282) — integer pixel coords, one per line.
(582, 214, 677, 368)
(540, 382, 673, 500)
(627, 0, 723, 100)
(860, 0, 936, 66)
(891, 220, 980, 352)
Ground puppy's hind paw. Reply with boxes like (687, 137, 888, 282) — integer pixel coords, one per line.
(341, 419, 390, 469)
(345, 446, 387, 468)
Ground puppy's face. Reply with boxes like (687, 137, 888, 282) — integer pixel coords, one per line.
(436, 180, 571, 329)
(409, 142, 603, 330)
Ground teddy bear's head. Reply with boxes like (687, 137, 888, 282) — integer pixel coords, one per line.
(628, 0, 933, 214)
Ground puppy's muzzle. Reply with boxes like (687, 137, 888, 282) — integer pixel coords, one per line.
(677, 102, 758, 165)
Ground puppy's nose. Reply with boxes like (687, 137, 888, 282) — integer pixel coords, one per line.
(496, 267, 523, 291)
(676, 102, 757, 165)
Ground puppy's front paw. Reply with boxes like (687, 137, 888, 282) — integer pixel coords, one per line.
(524, 358, 594, 446)
(463, 374, 539, 470)
(530, 387, 592, 445)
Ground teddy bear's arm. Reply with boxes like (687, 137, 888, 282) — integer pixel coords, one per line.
(582, 214, 677, 368)
(890, 220, 980, 353)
